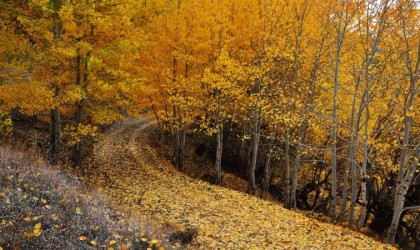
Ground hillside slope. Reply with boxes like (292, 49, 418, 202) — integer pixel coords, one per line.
(84, 119, 396, 250)
(0, 146, 165, 250)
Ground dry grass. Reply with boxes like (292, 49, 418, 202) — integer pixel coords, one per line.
(0, 145, 165, 250)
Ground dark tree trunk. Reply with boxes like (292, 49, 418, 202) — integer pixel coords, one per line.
(49, 92, 61, 164)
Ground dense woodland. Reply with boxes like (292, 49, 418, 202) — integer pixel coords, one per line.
(0, 0, 419, 248)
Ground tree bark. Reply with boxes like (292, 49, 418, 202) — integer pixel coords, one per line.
(48, 0, 62, 164)
(49, 88, 61, 164)
(388, 33, 419, 243)
(339, 77, 360, 221)
(262, 125, 276, 194)
(248, 111, 261, 195)
(71, 52, 85, 167)
(284, 128, 292, 208)
(387, 148, 419, 243)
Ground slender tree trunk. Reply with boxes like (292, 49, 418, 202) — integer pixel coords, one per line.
(72, 53, 90, 166)
(388, 148, 419, 243)
(285, 128, 292, 208)
(171, 56, 181, 168)
(339, 78, 360, 221)
(248, 111, 261, 195)
(215, 90, 223, 184)
(179, 121, 186, 170)
(215, 123, 223, 185)
(349, 93, 365, 227)
(72, 99, 84, 166)
(49, 87, 61, 164)
(172, 104, 180, 168)
(331, 28, 344, 218)
(49, 0, 62, 164)
(263, 125, 276, 194)
(388, 36, 419, 243)
(357, 89, 369, 230)
(240, 122, 248, 167)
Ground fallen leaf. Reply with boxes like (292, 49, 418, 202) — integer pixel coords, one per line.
(79, 236, 87, 241)
(25, 232, 34, 238)
(33, 224, 42, 237)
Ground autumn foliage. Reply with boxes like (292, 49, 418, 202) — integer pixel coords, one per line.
(0, 0, 419, 248)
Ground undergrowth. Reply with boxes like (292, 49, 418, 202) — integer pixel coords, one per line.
(0, 146, 165, 250)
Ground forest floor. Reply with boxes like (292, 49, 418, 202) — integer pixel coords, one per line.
(75, 118, 396, 250)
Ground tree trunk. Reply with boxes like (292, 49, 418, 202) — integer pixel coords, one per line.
(179, 121, 186, 170)
(339, 78, 360, 221)
(387, 148, 419, 243)
(262, 125, 275, 194)
(357, 93, 369, 230)
(349, 99, 364, 227)
(248, 112, 260, 195)
(48, 0, 62, 164)
(71, 52, 89, 167)
(49, 91, 61, 164)
(215, 123, 223, 185)
(284, 128, 292, 208)
(388, 35, 419, 243)
(172, 105, 180, 168)
(331, 28, 344, 218)
(72, 99, 83, 167)
(240, 122, 249, 167)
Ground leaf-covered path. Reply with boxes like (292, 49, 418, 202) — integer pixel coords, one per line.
(90, 119, 394, 249)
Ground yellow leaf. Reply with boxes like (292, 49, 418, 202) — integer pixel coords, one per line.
(52, 215, 59, 221)
(141, 238, 148, 242)
(23, 217, 31, 222)
(0, 192, 5, 197)
(5, 199, 10, 204)
(75, 207, 82, 215)
(34, 223, 42, 229)
(1, 220, 5, 225)
(109, 240, 117, 245)
(80, 236, 87, 240)
(90, 240, 97, 245)
(41, 198, 47, 204)
(33, 227, 42, 237)
(23, 194, 28, 199)
(150, 239, 158, 245)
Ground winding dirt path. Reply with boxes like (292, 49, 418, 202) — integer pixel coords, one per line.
(90, 119, 394, 250)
